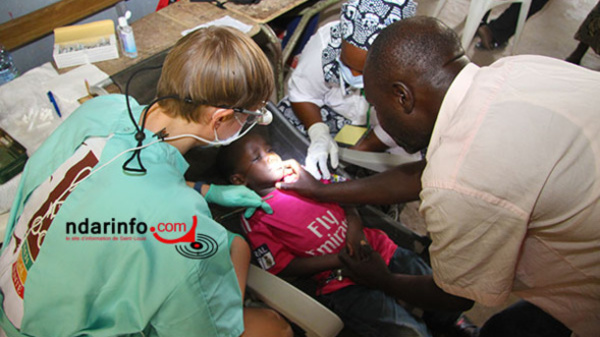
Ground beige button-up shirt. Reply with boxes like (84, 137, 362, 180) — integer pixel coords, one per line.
(420, 56, 600, 336)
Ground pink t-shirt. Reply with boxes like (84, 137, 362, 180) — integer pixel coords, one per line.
(241, 189, 397, 295)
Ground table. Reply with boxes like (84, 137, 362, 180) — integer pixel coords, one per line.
(59, 0, 259, 79)
(57, 0, 339, 101)
(225, 0, 310, 23)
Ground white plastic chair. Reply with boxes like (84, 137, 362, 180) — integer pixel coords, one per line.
(246, 264, 344, 337)
(433, 0, 532, 54)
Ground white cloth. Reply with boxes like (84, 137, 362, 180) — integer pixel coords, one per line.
(288, 22, 397, 148)
(421, 56, 600, 337)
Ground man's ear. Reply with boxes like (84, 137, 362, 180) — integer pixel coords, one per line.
(392, 82, 414, 113)
(230, 173, 246, 186)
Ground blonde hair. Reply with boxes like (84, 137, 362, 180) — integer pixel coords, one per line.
(156, 26, 274, 122)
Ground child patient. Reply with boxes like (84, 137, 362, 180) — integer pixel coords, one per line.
(216, 129, 463, 337)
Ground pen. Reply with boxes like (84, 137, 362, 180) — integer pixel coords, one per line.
(47, 91, 62, 118)
(84, 79, 92, 96)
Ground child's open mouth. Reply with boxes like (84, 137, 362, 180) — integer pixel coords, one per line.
(280, 167, 297, 183)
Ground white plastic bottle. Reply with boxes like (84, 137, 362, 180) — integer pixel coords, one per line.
(117, 12, 138, 58)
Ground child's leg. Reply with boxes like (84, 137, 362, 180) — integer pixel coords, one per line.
(387, 247, 463, 332)
(242, 307, 293, 337)
(319, 285, 430, 337)
(229, 235, 293, 337)
(386, 246, 432, 276)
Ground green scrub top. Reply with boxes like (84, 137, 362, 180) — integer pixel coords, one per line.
(0, 95, 244, 336)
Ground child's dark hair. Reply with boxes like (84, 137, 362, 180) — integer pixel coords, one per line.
(215, 126, 271, 183)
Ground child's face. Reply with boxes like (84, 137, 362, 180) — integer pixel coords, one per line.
(235, 134, 284, 189)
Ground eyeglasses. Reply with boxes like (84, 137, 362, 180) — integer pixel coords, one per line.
(231, 107, 269, 125)
(215, 105, 269, 137)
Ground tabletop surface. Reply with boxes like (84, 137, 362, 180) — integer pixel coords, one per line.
(225, 0, 310, 23)
(59, 0, 260, 78)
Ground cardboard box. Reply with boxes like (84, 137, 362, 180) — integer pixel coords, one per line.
(53, 20, 119, 69)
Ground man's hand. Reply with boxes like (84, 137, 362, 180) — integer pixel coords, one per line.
(306, 122, 339, 179)
(204, 184, 273, 218)
(276, 160, 324, 199)
(339, 243, 392, 289)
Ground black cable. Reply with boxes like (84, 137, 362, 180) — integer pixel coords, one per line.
(124, 64, 164, 134)
(122, 64, 173, 174)
(122, 95, 182, 174)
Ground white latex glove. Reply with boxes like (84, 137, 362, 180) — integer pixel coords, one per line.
(306, 122, 339, 179)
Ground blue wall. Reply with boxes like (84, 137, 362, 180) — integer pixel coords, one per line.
(0, 0, 157, 73)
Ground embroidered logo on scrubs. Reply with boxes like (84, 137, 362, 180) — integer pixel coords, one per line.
(253, 244, 276, 270)
(150, 215, 218, 259)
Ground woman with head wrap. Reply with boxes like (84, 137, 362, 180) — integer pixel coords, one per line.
(280, 0, 421, 180)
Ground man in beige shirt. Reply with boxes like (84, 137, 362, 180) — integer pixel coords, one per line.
(278, 17, 599, 337)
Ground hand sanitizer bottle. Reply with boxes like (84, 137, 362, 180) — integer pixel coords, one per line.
(117, 11, 138, 58)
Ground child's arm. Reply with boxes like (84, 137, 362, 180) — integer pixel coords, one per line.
(278, 254, 342, 278)
(230, 235, 251, 299)
(343, 206, 368, 260)
(277, 208, 363, 278)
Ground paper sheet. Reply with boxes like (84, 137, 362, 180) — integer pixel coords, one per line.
(181, 15, 253, 36)
(334, 125, 367, 146)
(43, 64, 110, 103)
(0, 62, 109, 217)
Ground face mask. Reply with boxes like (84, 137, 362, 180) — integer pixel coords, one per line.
(337, 58, 364, 89)
(211, 122, 244, 147)
(162, 119, 256, 148)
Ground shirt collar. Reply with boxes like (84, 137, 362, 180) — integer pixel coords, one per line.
(426, 63, 480, 161)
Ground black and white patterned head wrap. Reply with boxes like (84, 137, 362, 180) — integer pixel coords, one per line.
(322, 0, 416, 86)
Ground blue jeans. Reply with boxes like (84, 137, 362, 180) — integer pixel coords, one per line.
(479, 300, 571, 337)
(318, 247, 461, 337)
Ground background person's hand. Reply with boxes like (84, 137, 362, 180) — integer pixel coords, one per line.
(204, 184, 273, 218)
(339, 243, 392, 289)
(306, 122, 338, 179)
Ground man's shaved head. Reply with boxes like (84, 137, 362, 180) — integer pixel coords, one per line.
(362, 16, 468, 154)
(366, 16, 464, 86)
